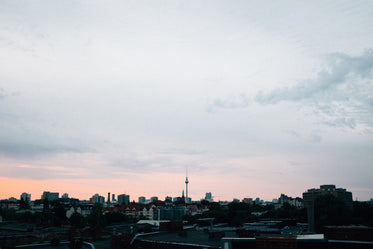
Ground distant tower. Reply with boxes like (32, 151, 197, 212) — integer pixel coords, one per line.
(185, 167, 189, 204)
(108, 192, 110, 203)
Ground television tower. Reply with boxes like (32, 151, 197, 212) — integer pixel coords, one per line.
(185, 167, 189, 204)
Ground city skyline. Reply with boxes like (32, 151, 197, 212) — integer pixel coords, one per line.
(1, 1, 373, 201)
(0, 183, 361, 203)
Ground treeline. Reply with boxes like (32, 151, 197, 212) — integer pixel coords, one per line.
(0, 202, 137, 228)
(183, 201, 307, 226)
(184, 197, 373, 230)
(314, 195, 373, 232)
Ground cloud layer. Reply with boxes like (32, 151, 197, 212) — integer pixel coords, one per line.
(1, 1, 373, 201)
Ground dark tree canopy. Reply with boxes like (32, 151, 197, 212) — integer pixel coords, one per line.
(70, 212, 86, 228)
(19, 198, 30, 210)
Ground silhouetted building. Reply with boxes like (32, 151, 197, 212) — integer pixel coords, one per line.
(138, 196, 146, 204)
(118, 194, 130, 205)
(90, 193, 105, 204)
(41, 191, 59, 201)
(303, 184, 353, 233)
(150, 196, 158, 202)
(20, 193, 31, 202)
(173, 197, 183, 203)
(157, 206, 185, 220)
(205, 192, 213, 202)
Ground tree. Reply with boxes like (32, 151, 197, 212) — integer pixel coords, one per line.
(52, 203, 67, 226)
(52, 203, 66, 219)
(43, 198, 50, 211)
(201, 200, 210, 206)
(352, 201, 373, 226)
(227, 202, 251, 226)
(105, 212, 129, 224)
(202, 202, 228, 223)
(70, 212, 86, 228)
(86, 203, 106, 239)
(19, 198, 30, 210)
(87, 203, 106, 232)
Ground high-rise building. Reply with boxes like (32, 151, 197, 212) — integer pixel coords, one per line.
(150, 196, 158, 202)
(205, 192, 213, 202)
(41, 191, 59, 201)
(303, 184, 353, 232)
(173, 197, 183, 202)
(90, 194, 105, 204)
(107, 192, 111, 203)
(112, 194, 116, 202)
(62, 193, 69, 199)
(20, 193, 31, 202)
(138, 196, 146, 204)
(118, 194, 130, 205)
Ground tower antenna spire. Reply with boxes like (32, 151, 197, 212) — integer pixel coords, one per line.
(185, 166, 189, 204)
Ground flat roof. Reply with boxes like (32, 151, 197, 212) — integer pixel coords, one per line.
(134, 229, 236, 247)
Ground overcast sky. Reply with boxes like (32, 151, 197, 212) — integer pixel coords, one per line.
(1, 0, 373, 201)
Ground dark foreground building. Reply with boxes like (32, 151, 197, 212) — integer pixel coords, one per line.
(303, 184, 353, 232)
(131, 228, 373, 249)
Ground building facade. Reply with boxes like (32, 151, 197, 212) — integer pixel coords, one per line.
(118, 194, 130, 205)
(138, 196, 146, 204)
(90, 193, 105, 204)
(303, 184, 353, 232)
(41, 191, 59, 201)
(20, 193, 31, 202)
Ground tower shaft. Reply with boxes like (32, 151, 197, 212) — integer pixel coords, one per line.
(185, 176, 189, 204)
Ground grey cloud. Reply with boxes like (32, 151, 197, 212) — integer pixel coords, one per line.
(323, 117, 356, 129)
(0, 140, 88, 158)
(0, 162, 119, 180)
(255, 49, 373, 128)
(158, 148, 207, 155)
(107, 152, 180, 172)
(106, 150, 208, 174)
(0, 88, 7, 99)
(308, 134, 322, 143)
(0, 124, 90, 158)
(362, 128, 373, 134)
(256, 49, 373, 104)
(286, 130, 301, 138)
(0, 165, 79, 180)
(288, 161, 301, 166)
(0, 92, 91, 158)
(206, 94, 250, 112)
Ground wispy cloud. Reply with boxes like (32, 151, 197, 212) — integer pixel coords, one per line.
(255, 49, 373, 129)
(206, 93, 250, 112)
(323, 117, 356, 129)
(0, 164, 82, 180)
(256, 49, 373, 104)
(0, 134, 90, 158)
(288, 161, 301, 166)
(0, 88, 7, 99)
(205, 50, 373, 129)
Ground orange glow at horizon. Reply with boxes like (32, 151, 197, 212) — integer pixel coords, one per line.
(0, 174, 200, 201)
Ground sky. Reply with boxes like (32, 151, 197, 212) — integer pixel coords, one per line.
(1, 1, 373, 202)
